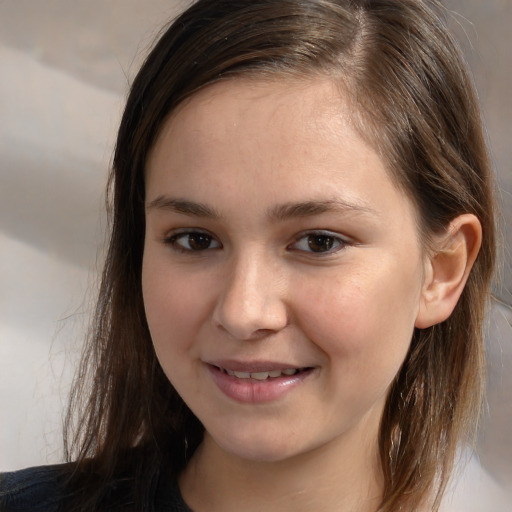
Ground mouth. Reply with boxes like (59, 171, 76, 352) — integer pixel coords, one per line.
(214, 366, 312, 381)
(206, 362, 314, 403)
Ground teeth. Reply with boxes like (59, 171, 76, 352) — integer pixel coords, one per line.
(225, 368, 301, 380)
(251, 371, 270, 380)
(233, 371, 251, 379)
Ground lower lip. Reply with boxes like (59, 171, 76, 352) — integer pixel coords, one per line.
(207, 365, 312, 404)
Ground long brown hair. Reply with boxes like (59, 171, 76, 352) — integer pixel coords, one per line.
(64, 1, 496, 510)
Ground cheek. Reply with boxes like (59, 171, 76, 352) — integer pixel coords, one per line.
(293, 263, 421, 377)
(141, 256, 211, 356)
(141, 258, 216, 404)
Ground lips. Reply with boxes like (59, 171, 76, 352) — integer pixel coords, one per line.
(218, 366, 307, 381)
(206, 362, 314, 403)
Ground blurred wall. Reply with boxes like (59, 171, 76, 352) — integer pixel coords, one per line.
(0, 0, 510, 508)
(444, 0, 512, 495)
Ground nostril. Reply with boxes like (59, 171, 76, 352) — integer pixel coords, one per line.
(211, 262, 289, 341)
(212, 299, 288, 341)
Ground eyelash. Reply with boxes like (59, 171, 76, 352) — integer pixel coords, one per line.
(163, 229, 350, 255)
(289, 230, 349, 255)
(163, 229, 221, 253)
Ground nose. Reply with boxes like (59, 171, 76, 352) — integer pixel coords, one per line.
(212, 253, 289, 341)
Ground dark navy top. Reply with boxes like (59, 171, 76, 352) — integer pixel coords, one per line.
(0, 463, 192, 512)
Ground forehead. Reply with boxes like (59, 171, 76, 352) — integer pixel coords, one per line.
(149, 77, 364, 178)
(146, 77, 418, 229)
(164, 77, 349, 142)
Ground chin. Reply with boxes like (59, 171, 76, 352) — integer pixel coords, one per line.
(206, 423, 329, 465)
(224, 444, 298, 464)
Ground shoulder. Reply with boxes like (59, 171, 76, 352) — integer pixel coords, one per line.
(0, 463, 71, 512)
(0, 458, 192, 512)
(155, 476, 193, 512)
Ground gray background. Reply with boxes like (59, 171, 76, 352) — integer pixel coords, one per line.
(0, 1, 510, 508)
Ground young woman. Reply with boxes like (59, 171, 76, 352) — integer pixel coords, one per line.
(0, 1, 496, 511)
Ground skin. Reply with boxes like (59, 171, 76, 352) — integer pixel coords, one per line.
(141, 78, 478, 512)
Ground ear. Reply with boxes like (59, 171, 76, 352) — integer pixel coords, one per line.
(415, 214, 482, 329)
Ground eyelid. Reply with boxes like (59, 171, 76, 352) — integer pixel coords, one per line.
(162, 228, 222, 252)
(288, 229, 351, 255)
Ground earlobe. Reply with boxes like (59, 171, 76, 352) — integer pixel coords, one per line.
(415, 214, 482, 329)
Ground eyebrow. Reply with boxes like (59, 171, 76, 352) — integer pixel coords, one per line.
(146, 196, 221, 218)
(268, 199, 377, 221)
(146, 196, 377, 221)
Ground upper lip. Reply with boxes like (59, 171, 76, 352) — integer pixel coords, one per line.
(206, 360, 311, 373)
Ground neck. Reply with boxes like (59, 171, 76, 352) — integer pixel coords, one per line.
(179, 426, 384, 512)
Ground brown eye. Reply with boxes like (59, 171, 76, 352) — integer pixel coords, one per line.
(167, 231, 221, 251)
(290, 231, 347, 254)
(307, 234, 336, 252)
(187, 233, 214, 250)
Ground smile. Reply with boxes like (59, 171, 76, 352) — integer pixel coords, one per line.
(207, 363, 314, 403)
(218, 366, 308, 381)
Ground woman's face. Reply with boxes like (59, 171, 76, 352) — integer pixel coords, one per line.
(142, 78, 427, 463)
